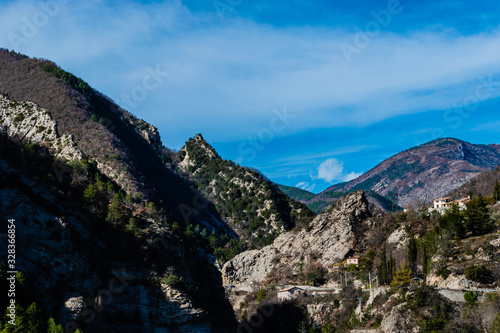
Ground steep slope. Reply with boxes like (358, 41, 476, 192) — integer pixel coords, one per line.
(277, 184, 315, 201)
(177, 134, 316, 248)
(447, 166, 500, 200)
(0, 48, 231, 236)
(0, 134, 237, 332)
(221, 191, 371, 287)
(313, 138, 500, 209)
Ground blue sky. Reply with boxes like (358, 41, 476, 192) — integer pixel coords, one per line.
(1, 0, 500, 193)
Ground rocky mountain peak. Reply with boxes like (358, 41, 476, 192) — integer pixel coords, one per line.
(328, 190, 371, 220)
(222, 191, 372, 287)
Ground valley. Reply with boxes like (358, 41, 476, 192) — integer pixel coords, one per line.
(0, 49, 499, 333)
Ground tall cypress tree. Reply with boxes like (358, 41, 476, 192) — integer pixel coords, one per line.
(408, 230, 418, 277)
(389, 253, 395, 283)
(494, 178, 500, 202)
(422, 245, 428, 284)
(378, 246, 388, 285)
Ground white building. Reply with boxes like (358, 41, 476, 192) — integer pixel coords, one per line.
(428, 196, 470, 214)
(346, 257, 359, 266)
(277, 287, 303, 301)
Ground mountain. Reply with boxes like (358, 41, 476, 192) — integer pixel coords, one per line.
(307, 138, 500, 211)
(177, 134, 315, 249)
(222, 191, 371, 287)
(0, 49, 231, 236)
(0, 49, 239, 331)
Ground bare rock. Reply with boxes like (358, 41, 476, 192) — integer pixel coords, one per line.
(222, 191, 371, 286)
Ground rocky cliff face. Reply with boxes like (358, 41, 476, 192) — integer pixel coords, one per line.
(0, 94, 83, 161)
(222, 191, 371, 286)
(0, 141, 236, 332)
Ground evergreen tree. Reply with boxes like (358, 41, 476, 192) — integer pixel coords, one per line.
(47, 318, 64, 333)
(389, 254, 395, 284)
(440, 203, 465, 237)
(494, 178, 500, 202)
(106, 193, 126, 224)
(378, 246, 388, 285)
(408, 230, 418, 277)
(391, 262, 412, 289)
(464, 194, 492, 236)
(298, 321, 308, 333)
(422, 245, 428, 284)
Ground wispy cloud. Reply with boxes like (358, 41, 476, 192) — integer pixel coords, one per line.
(295, 181, 316, 192)
(2, 1, 500, 148)
(471, 121, 500, 132)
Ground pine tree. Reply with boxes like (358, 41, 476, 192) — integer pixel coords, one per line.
(106, 193, 126, 224)
(298, 321, 308, 333)
(391, 262, 412, 289)
(464, 194, 492, 236)
(47, 318, 64, 333)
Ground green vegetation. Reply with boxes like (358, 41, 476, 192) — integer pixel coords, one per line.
(43, 63, 96, 101)
(12, 113, 24, 123)
(439, 195, 494, 237)
(463, 291, 478, 307)
(0, 265, 65, 333)
(464, 265, 492, 284)
(278, 184, 315, 201)
(464, 194, 493, 236)
(390, 262, 412, 289)
(256, 289, 267, 303)
(180, 136, 315, 252)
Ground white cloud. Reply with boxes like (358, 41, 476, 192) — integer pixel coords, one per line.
(295, 182, 316, 192)
(2, 1, 500, 147)
(316, 158, 363, 183)
(317, 158, 345, 183)
(343, 171, 363, 182)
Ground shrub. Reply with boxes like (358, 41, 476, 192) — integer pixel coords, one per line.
(164, 275, 184, 288)
(464, 291, 478, 307)
(256, 289, 267, 303)
(13, 113, 25, 123)
(464, 265, 492, 284)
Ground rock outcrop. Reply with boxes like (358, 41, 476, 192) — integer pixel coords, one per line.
(0, 94, 83, 161)
(222, 191, 371, 286)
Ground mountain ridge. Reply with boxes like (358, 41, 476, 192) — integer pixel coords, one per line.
(297, 137, 500, 212)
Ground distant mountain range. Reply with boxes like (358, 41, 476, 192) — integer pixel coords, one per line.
(281, 138, 500, 213)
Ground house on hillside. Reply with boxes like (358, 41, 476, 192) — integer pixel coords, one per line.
(428, 196, 470, 214)
(346, 257, 359, 266)
(277, 287, 303, 301)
